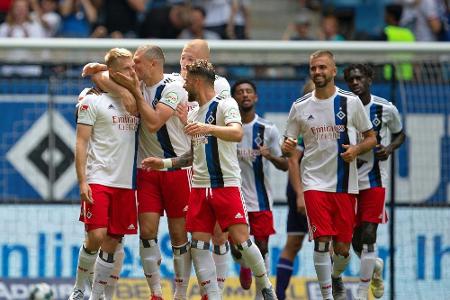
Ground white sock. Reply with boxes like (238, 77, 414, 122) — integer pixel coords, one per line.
(359, 244, 377, 291)
(191, 240, 221, 300)
(104, 242, 124, 300)
(173, 242, 192, 300)
(264, 252, 270, 276)
(74, 245, 98, 291)
(213, 242, 230, 292)
(313, 251, 332, 299)
(332, 253, 351, 278)
(89, 251, 115, 300)
(237, 240, 271, 291)
(140, 238, 163, 297)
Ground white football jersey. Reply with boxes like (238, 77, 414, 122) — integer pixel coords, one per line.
(238, 115, 282, 212)
(284, 87, 373, 194)
(188, 95, 242, 188)
(138, 74, 190, 166)
(77, 92, 139, 189)
(357, 95, 403, 190)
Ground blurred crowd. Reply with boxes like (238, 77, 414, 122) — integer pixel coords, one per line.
(0, 0, 251, 40)
(0, 0, 448, 41)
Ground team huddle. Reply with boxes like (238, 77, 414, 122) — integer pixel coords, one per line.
(72, 40, 404, 300)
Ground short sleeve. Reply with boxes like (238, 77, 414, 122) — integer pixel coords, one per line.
(221, 98, 241, 125)
(387, 104, 403, 134)
(214, 76, 231, 98)
(76, 95, 97, 126)
(159, 81, 188, 110)
(352, 98, 373, 133)
(284, 103, 300, 139)
(267, 125, 283, 157)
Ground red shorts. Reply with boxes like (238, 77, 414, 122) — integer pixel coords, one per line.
(356, 187, 388, 226)
(79, 184, 137, 235)
(304, 190, 356, 243)
(137, 168, 191, 218)
(186, 187, 248, 234)
(248, 211, 276, 240)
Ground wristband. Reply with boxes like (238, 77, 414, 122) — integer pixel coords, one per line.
(162, 158, 173, 169)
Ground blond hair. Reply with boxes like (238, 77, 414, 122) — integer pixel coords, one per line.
(310, 50, 335, 64)
(104, 48, 133, 68)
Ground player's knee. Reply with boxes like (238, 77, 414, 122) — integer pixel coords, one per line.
(360, 223, 378, 246)
(139, 224, 158, 240)
(255, 239, 269, 257)
(211, 232, 228, 245)
(287, 236, 304, 253)
(333, 242, 351, 257)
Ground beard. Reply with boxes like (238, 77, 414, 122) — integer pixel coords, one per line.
(188, 91, 197, 102)
(313, 74, 332, 88)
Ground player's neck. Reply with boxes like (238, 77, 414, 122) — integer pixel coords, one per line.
(197, 87, 216, 106)
(241, 110, 256, 124)
(314, 85, 336, 100)
(144, 72, 164, 87)
(360, 93, 371, 105)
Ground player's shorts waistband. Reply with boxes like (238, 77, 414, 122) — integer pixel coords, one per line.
(138, 166, 192, 172)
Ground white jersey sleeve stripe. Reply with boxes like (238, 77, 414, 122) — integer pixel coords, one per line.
(205, 101, 225, 187)
(334, 95, 351, 193)
(251, 122, 270, 210)
(132, 126, 139, 189)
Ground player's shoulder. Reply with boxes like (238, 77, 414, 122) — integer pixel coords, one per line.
(293, 92, 313, 105)
(337, 88, 359, 101)
(78, 87, 104, 105)
(372, 95, 394, 107)
(214, 74, 229, 84)
(163, 74, 185, 91)
(256, 115, 275, 128)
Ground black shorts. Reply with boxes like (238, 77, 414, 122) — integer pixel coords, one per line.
(286, 182, 308, 235)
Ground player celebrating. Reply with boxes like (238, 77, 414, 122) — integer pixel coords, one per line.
(85, 45, 191, 300)
(70, 48, 139, 300)
(344, 64, 405, 300)
(282, 50, 377, 300)
(231, 79, 288, 297)
(142, 60, 277, 300)
(275, 80, 314, 300)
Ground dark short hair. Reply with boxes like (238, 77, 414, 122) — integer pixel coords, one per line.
(186, 59, 215, 85)
(343, 63, 374, 82)
(192, 5, 207, 17)
(385, 4, 403, 23)
(231, 79, 257, 97)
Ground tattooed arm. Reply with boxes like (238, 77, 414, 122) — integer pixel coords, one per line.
(141, 147, 193, 170)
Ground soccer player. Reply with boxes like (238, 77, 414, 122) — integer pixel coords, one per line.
(86, 45, 191, 300)
(70, 48, 139, 300)
(275, 80, 314, 300)
(230, 79, 288, 297)
(142, 60, 277, 300)
(282, 50, 377, 300)
(344, 64, 405, 300)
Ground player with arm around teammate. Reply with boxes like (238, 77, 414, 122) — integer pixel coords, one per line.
(83, 44, 192, 300)
(344, 64, 405, 300)
(142, 60, 278, 300)
(231, 79, 288, 298)
(282, 50, 377, 300)
(70, 48, 139, 300)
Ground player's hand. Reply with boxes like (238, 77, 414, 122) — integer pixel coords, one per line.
(141, 157, 164, 170)
(82, 62, 107, 77)
(184, 122, 211, 136)
(176, 102, 188, 125)
(258, 145, 272, 159)
(79, 182, 93, 204)
(296, 192, 306, 215)
(118, 90, 138, 116)
(281, 138, 297, 157)
(374, 144, 392, 161)
(340, 144, 359, 162)
(110, 70, 140, 93)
